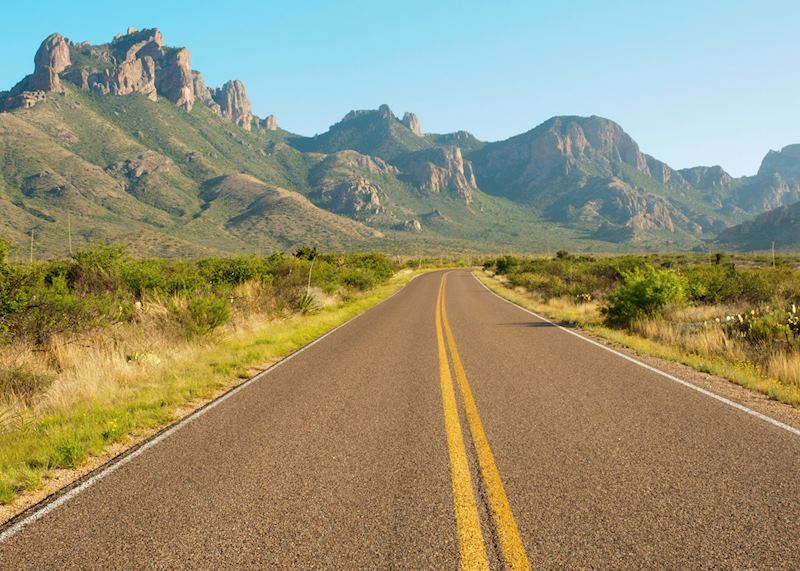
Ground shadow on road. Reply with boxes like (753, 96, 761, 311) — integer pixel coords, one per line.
(496, 321, 575, 329)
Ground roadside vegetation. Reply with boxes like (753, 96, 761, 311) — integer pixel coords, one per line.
(0, 241, 433, 505)
(481, 251, 800, 406)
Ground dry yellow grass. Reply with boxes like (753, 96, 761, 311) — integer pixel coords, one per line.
(767, 351, 800, 387)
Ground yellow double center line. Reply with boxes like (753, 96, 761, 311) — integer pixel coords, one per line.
(435, 272, 532, 570)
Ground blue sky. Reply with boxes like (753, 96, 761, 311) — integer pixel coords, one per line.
(1, 0, 798, 176)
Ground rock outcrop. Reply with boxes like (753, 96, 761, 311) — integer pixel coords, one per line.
(547, 177, 680, 239)
(307, 150, 398, 217)
(401, 112, 422, 136)
(401, 219, 422, 232)
(311, 177, 384, 216)
(319, 150, 399, 175)
(29, 33, 71, 92)
(1, 29, 268, 127)
(263, 114, 278, 131)
(757, 144, 800, 179)
(397, 147, 477, 203)
(212, 80, 253, 130)
(155, 48, 195, 111)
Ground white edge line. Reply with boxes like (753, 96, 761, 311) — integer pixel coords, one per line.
(0, 272, 426, 542)
(472, 272, 800, 438)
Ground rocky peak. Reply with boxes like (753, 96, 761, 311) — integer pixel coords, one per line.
(469, 115, 657, 203)
(34, 33, 71, 75)
(341, 105, 396, 123)
(543, 115, 649, 176)
(2, 28, 266, 128)
(264, 114, 278, 131)
(678, 165, 734, 190)
(757, 144, 800, 180)
(212, 80, 253, 130)
(30, 33, 71, 92)
(401, 112, 422, 136)
(377, 104, 394, 120)
(110, 27, 164, 62)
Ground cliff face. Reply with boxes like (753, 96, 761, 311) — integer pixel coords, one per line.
(212, 80, 253, 130)
(307, 150, 398, 217)
(1, 28, 276, 130)
(397, 147, 477, 204)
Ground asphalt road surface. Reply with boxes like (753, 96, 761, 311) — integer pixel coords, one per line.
(2, 270, 799, 569)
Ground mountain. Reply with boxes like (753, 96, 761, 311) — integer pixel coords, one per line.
(289, 104, 432, 161)
(1, 28, 798, 257)
(467, 115, 738, 243)
(727, 145, 800, 213)
(715, 201, 800, 250)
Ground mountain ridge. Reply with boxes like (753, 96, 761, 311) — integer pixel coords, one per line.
(2, 28, 799, 256)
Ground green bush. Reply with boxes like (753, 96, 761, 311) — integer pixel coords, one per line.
(67, 245, 127, 294)
(180, 294, 231, 335)
(0, 247, 397, 345)
(602, 265, 686, 327)
(0, 241, 28, 340)
(198, 256, 267, 286)
(343, 269, 378, 291)
(494, 255, 521, 275)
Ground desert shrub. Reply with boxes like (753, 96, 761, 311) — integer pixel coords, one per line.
(10, 273, 131, 345)
(602, 265, 686, 327)
(297, 292, 319, 314)
(294, 246, 319, 261)
(120, 260, 170, 297)
(347, 252, 394, 282)
(0, 242, 28, 340)
(343, 269, 377, 291)
(722, 308, 792, 345)
(198, 256, 267, 286)
(67, 245, 127, 294)
(179, 294, 231, 335)
(494, 255, 521, 275)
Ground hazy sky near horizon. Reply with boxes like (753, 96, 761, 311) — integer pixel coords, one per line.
(1, 0, 797, 176)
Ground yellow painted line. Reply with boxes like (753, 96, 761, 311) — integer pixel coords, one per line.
(441, 273, 533, 571)
(435, 275, 490, 571)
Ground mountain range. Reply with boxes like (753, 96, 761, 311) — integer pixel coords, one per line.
(1, 28, 798, 257)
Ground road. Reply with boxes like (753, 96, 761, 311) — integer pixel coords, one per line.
(2, 270, 799, 569)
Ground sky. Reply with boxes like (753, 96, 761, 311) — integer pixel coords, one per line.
(1, 0, 798, 176)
